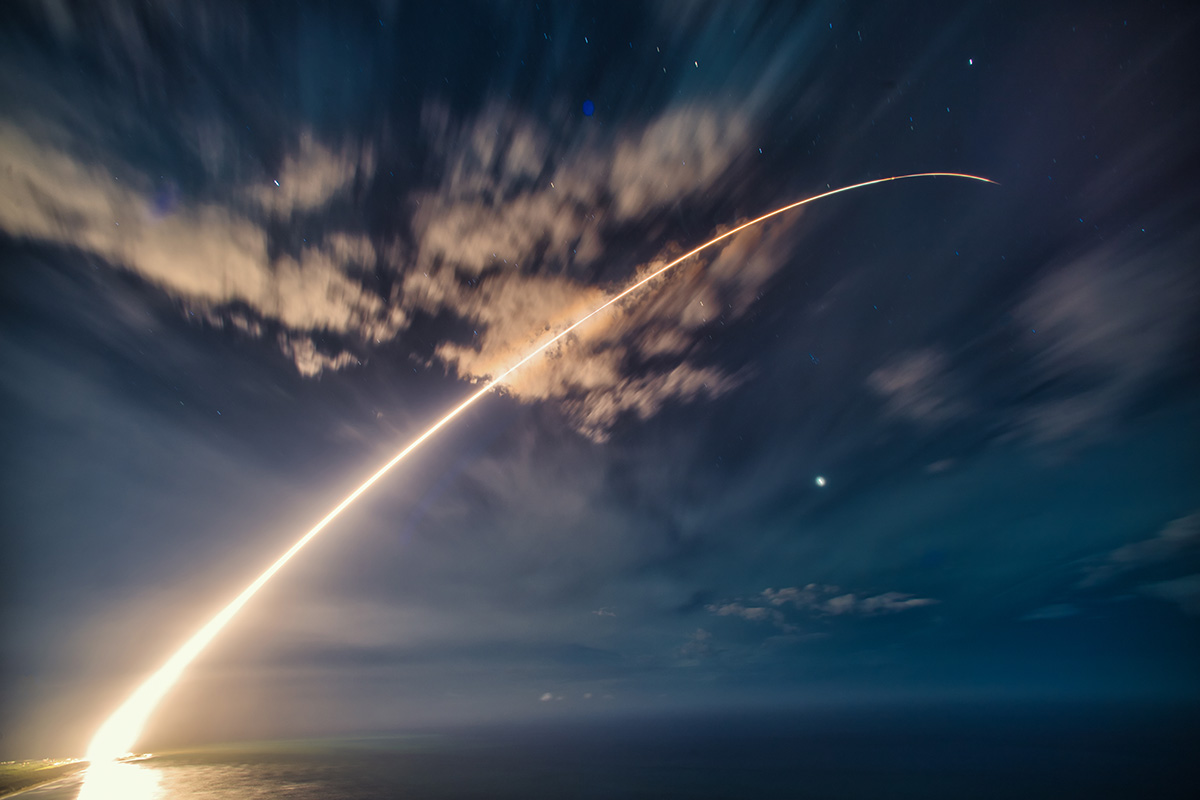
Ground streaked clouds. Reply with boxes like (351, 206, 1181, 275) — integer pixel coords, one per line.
(867, 349, 962, 424)
(1016, 237, 1198, 442)
(0, 95, 774, 438)
(0, 122, 403, 347)
(1079, 511, 1200, 615)
(708, 584, 938, 631)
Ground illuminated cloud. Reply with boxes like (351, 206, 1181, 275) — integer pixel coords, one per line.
(411, 103, 750, 275)
(401, 216, 799, 438)
(607, 108, 750, 219)
(246, 132, 374, 217)
(394, 102, 790, 439)
(0, 123, 399, 376)
(0, 91, 790, 435)
(400, 260, 747, 441)
(277, 334, 360, 378)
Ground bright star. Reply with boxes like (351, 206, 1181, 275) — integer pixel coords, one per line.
(815, 476, 827, 487)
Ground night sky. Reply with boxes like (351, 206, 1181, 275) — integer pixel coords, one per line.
(2, 1, 1198, 762)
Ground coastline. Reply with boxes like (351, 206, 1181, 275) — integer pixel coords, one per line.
(0, 761, 86, 799)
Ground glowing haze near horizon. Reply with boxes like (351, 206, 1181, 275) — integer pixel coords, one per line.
(1, 0, 1198, 771)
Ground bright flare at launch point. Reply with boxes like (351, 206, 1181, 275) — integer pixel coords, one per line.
(85, 172, 995, 763)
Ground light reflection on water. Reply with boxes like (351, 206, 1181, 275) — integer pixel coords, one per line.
(16, 740, 446, 800)
(40, 757, 332, 800)
(43, 755, 347, 800)
(77, 761, 161, 800)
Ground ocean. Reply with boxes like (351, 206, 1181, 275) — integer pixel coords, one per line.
(16, 705, 1198, 799)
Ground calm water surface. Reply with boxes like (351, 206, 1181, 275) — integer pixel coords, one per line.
(18, 707, 1199, 799)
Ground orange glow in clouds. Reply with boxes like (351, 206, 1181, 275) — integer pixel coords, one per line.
(85, 172, 996, 763)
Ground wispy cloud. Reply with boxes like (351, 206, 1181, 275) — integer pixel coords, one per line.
(1079, 512, 1199, 589)
(1077, 511, 1200, 615)
(1015, 236, 1197, 442)
(1022, 604, 1080, 621)
(708, 584, 938, 631)
(678, 628, 717, 661)
(762, 585, 939, 616)
(0, 122, 402, 375)
(1140, 576, 1200, 616)
(708, 603, 783, 624)
(867, 349, 963, 424)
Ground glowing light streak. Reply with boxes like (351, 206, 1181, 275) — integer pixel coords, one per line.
(78, 759, 160, 800)
(85, 171, 996, 763)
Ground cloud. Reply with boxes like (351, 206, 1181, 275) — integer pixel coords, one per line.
(1022, 604, 1080, 621)
(708, 584, 937, 631)
(246, 132, 374, 216)
(607, 108, 750, 219)
(395, 102, 791, 439)
(762, 584, 938, 617)
(1077, 511, 1200, 615)
(851, 592, 940, 615)
(707, 603, 780, 624)
(403, 258, 745, 441)
(867, 349, 962, 424)
(0, 122, 401, 375)
(1015, 236, 1197, 441)
(1079, 512, 1200, 589)
(678, 628, 717, 660)
(411, 104, 750, 275)
(18, 0, 255, 83)
(1140, 576, 1200, 616)
(0, 90, 790, 436)
(321, 232, 379, 270)
(277, 334, 360, 378)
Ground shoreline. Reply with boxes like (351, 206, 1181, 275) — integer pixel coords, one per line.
(0, 762, 87, 799)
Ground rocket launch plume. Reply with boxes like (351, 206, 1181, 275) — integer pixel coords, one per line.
(84, 172, 996, 763)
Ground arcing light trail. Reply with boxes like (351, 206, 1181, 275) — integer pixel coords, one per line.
(85, 172, 995, 763)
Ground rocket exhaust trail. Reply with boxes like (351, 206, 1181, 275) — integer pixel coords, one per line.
(84, 172, 996, 762)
